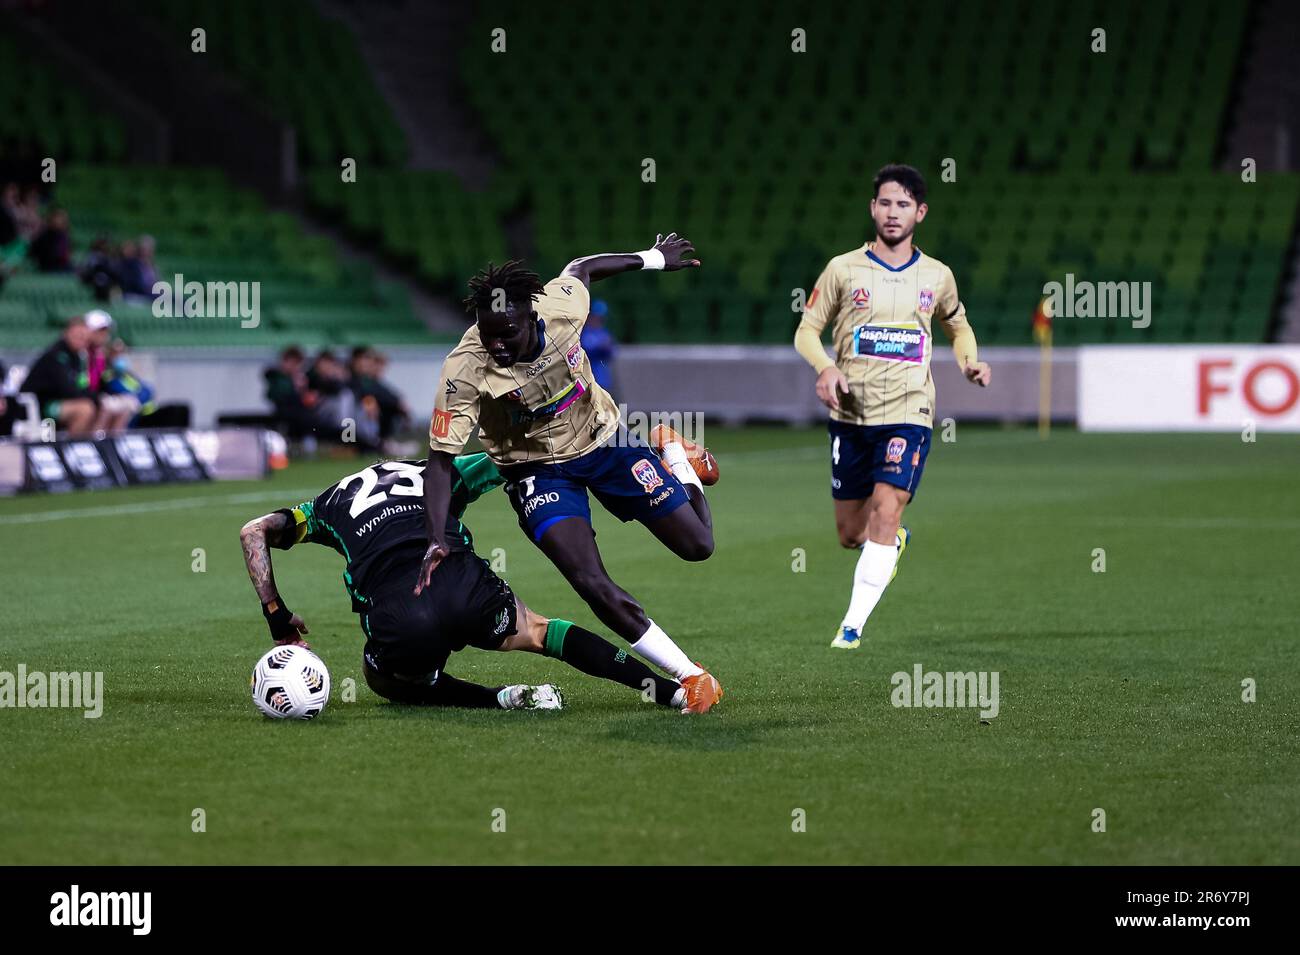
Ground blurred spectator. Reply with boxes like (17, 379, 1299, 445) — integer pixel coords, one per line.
(350, 345, 411, 449)
(0, 184, 18, 246)
(100, 339, 153, 421)
(132, 235, 158, 294)
(309, 349, 379, 450)
(16, 185, 42, 241)
(79, 236, 120, 301)
(84, 309, 113, 393)
(264, 346, 377, 448)
(581, 298, 617, 392)
(28, 206, 71, 272)
(19, 316, 101, 435)
(307, 349, 348, 394)
(264, 345, 317, 440)
(117, 239, 142, 292)
(2, 182, 40, 243)
(0, 184, 29, 279)
(117, 236, 157, 297)
(0, 358, 11, 437)
(97, 338, 187, 428)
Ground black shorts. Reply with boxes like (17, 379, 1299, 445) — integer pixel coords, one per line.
(359, 549, 518, 681)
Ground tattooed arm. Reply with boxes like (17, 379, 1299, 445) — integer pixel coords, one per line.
(240, 511, 310, 643)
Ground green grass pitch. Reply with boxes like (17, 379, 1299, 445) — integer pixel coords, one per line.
(1, 426, 1297, 864)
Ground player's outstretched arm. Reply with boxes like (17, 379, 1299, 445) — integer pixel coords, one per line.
(239, 512, 310, 644)
(415, 452, 456, 595)
(562, 232, 700, 288)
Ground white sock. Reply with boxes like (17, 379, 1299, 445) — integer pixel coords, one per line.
(840, 540, 899, 633)
(660, 441, 702, 491)
(631, 620, 703, 680)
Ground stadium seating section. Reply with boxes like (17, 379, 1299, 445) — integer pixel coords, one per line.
(136, 0, 406, 168)
(132, 0, 508, 304)
(1, 9, 424, 349)
(3, 0, 1298, 348)
(456, 0, 1299, 344)
(307, 168, 511, 291)
(0, 166, 426, 349)
(0, 33, 125, 162)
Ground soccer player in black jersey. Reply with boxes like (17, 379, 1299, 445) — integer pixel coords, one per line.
(238, 453, 692, 711)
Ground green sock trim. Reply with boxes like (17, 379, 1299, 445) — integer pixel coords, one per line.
(544, 619, 573, 658)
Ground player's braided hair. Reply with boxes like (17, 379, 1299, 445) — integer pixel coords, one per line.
(463, 260, 545, 316)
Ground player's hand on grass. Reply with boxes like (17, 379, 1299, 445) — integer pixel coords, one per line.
(414, 540, 449, 595)
(653, 232, 700, 271)
(963, 360, 992, 387)
(816, 365, 850, 410)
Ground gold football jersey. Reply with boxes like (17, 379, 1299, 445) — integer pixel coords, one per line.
(799, 244, 973, 427)
(430, 276, 621, 464)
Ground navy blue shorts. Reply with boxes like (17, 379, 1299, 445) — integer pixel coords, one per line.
(828, 421, 932, 501)
(501, 438, 690, 541)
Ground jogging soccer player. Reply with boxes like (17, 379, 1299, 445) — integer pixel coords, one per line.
(419, 234, 724, 713)
(794, 164, 992, 649)
(239, 453, 693, 712)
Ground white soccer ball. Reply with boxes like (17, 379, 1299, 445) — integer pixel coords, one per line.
(250, 645, 330, 720)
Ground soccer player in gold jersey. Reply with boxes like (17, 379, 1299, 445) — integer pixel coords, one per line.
(795, 165, 991, 649)
(417, 235, 724, 712)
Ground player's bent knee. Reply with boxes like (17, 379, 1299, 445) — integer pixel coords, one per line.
(838, 529, 866, 549)
(677, 531, 713, 562)
(499, 606, 546, 652)
(836, 519, 868, 548)
(499, 626, 544, 652)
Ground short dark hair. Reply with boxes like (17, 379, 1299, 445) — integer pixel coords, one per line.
(873, 164, 927, 204)
(280, 345, 304, 362)
(463, 260, 545, 316)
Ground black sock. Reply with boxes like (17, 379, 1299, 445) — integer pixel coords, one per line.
(364, 660, 501, 708)
(544, 620, 681, 706)
(428, 672, 505, 708)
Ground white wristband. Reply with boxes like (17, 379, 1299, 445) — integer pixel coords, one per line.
(637, 248, 665, 270)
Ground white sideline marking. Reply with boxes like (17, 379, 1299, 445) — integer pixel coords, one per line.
(0, 432, 1126, 525)
(0, 488, 321, 526)
(0, 444, 824, 525)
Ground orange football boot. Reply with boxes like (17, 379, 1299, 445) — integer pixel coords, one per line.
(649, 424, 720, 486)
(679, 666, 724, 714)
